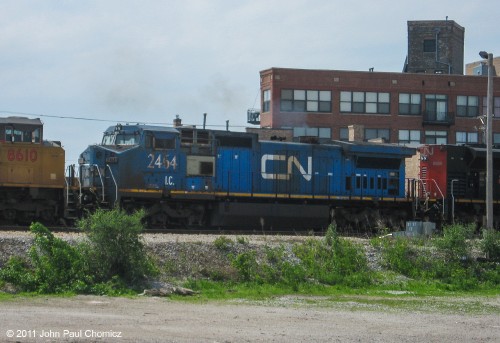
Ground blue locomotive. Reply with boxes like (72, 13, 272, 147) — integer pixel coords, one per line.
(76, 123, 415, 230)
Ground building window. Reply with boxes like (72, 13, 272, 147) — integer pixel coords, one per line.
(281, 89, 331, 113)
(340, 91, 390, 114)
(398, 130, 421, 145)
(339, 127, 349, 141)
(307, 90, 332, 112)
(294, 127, 316, 137)
(482, 96, 500, 118)
(423, 39, 436, 52)
(425, 130, 447, 144)
(262, 89, 271, 112)
(293, 127, 331, 139)
(494, 133, 500, 144)
(318, 128, 331, 138)
(365, 128, 390, 142)
(425, 94, 448, 121)
(456, 132, 478, 144)
(456, 96, 479, 117)
(399, 93, 421, 115)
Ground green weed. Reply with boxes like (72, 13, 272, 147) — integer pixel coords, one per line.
(0, 208, 157, 295)
(213, 236, 233, 251)
(373, 224, 500, 291)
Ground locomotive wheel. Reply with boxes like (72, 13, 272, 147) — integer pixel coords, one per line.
(149, 211, 169, 229)
(40, 209, 55, 224)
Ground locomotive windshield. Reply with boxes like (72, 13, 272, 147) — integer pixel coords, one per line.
(102, 133, 139, 146)
(0, 117, 43, 143)
(5, 127, 41, 143)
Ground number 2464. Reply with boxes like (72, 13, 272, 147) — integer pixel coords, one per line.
(147, 154, 177, 170)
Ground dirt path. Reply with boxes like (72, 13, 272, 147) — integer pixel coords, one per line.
(0, 295, 499, 342)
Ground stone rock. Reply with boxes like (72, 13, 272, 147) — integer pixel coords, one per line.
(140, 284, 198, 297)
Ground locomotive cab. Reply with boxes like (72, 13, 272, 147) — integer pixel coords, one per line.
(0, 116, 65, 224)
(418, 144, 500, 229)
(78, 123, 181, 210)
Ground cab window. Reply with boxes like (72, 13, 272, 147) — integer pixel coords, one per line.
(5, 126, 41, 143)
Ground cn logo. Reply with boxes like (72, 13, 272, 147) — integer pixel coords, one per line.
(261, 154, 312, 181)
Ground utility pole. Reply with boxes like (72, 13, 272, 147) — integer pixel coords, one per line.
(479, 51, 494, 230)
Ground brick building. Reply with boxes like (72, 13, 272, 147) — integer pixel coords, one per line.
(247, 20, 500, 146)
(404, 20, 464, 75)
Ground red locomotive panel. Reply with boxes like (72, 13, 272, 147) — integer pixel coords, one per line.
(419, 145, 448, 199)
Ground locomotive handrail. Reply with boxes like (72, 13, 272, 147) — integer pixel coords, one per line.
(74, 165, 82, 199)
(75, 166, 82, 198)
(419, 178, 444, 200)
(64, 164, 82, 206)
(416, 178, 445, 217)
(106, 164, 118, 206)
(91, 164, 106, 203)
(64, 167, 70, 206)
(414, 178, 429, 213)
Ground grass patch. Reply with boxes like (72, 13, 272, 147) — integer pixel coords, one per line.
(1, 222, 499, 303)
(371, 224, 500, 291)
(170, 223, 500, 308)
(173, 280, 500, 315)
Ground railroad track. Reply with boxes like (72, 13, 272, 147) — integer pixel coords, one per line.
(0, 225, 82, 233)
(0, 225, 325, 236)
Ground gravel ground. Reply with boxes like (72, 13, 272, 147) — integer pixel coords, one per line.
(0, 295, 499, 342)
(0, 231, 499, 342)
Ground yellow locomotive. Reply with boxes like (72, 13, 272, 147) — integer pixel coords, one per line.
(0, 117, 65, 224)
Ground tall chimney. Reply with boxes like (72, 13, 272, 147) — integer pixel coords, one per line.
(173, 115, 182, 127)
(203, 113, 207, 129)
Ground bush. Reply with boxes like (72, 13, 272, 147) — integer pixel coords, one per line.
(0, 209, 158, 294)
(293, 225, 371, 287)
(374, 224, 500, 290)
(231, 251, 259, 282)
(227, 225, 371, 288)
(480, 229, 500, 262)
(262, 245, 306, 286)
(77, 208, 158, 284)
(0, 223, 91, 293)
(375, 237, 420, 277)
(433, 224, 475, 262)
(0, 256, 37, 292)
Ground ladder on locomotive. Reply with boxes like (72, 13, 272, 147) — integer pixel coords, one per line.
(64, 165, 81, 220)
(64, 164, 116, 215)
(414, 178, 445, 219)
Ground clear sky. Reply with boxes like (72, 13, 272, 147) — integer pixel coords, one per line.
(0, 0, 498, 164)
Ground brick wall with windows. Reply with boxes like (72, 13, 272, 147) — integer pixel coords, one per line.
(257, 67, 500, 145)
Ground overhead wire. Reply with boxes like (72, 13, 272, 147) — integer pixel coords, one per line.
(0, 110, 251, 129)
